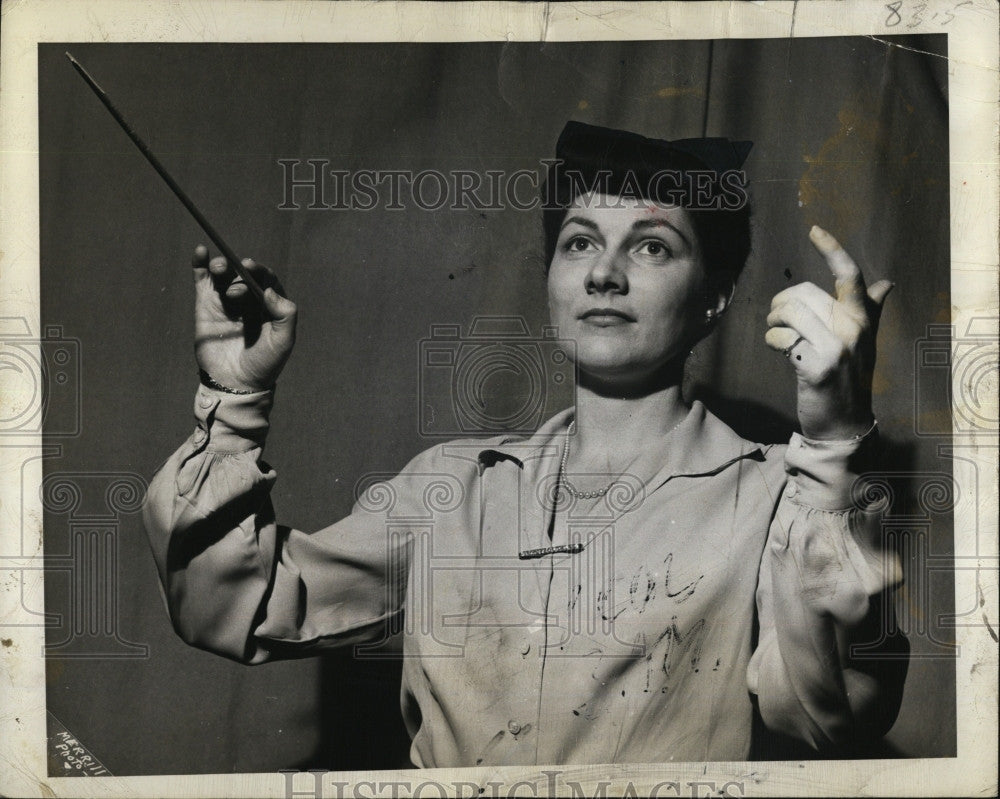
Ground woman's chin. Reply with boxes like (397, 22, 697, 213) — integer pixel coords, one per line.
(576, 357, 638, 380)
(575, 357, 683, 394)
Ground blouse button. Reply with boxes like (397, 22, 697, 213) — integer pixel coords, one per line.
(192, 427, 207, 445)
(785, 483, 797, 499)
(507, 721, 521, 735)
(520, 641, 530, 656)
(198, 393, 214, 409)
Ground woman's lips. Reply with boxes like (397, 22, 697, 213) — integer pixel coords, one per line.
(579, 308, 636, 326)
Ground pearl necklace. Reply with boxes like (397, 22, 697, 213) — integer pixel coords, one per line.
(559, 421, 614, 499)
(558, 416, 685, 500)
(522, 416, 683, 560)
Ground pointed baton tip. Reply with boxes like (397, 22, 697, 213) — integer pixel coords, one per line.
(65, 51, 76, 62)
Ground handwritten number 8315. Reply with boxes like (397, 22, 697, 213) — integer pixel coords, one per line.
(885, 0, 971, 27)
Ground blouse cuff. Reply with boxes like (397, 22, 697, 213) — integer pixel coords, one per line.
(784, 423, 879, 512)
(193, 384, 274, 453)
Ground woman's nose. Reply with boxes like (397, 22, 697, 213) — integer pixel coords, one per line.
(586, 248, 628, 294)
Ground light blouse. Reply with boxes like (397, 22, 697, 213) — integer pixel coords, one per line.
(142, 385, 901, 766)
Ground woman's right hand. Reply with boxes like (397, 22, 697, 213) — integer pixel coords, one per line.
(192, 245, 297, 392)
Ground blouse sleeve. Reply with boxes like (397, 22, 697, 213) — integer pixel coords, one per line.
(746, 428, 909, 749)
(141, 385, 413, 664)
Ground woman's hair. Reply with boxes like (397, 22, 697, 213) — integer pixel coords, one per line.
(540, 122, 753, 294)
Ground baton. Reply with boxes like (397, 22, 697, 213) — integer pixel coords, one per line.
(65, 51, 265, 305)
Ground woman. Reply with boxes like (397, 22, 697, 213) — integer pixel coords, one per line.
(143, 122, 906, 766)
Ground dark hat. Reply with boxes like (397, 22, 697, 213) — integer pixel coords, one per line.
(543, 121, 752, 211)
(555, 120, 752, 176)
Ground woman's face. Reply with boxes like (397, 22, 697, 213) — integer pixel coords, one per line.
(547, 195, 715, 386)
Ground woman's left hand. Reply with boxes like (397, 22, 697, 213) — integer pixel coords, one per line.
(765, 226, 894, 440)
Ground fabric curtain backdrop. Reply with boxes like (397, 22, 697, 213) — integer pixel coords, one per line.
(38, 35, 952, 774)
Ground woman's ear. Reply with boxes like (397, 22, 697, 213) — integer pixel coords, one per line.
(704, 280, 735, 324)
(715, 280, 736, 316)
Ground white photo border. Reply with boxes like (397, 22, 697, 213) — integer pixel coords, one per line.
(1, 1, 997, 797)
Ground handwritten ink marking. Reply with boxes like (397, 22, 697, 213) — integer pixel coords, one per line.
(885, 1, 903, 26)
(885, 0, 969, 28)
(907, 2, 927, 28)
(663, 553, 703, 602)
(568, 583, 582, 611)
(596, 589, 626, 622)
(942, 0, 972, 23)
(627, 567, 658, 613)
(475, 729, 507, 765)
(661, 617, 707, 682)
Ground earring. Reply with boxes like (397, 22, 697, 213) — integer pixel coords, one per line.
(704, 309, 716, 323)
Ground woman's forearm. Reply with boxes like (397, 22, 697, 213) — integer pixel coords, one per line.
(748, 430, 906, 748)
(142, 385, 281, 662)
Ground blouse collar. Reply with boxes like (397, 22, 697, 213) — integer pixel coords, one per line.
(476, 401, 765, 484)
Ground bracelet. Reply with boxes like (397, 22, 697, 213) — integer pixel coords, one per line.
(850, 418, 879, 440)
(801, 418, 878, 445)
(199, 369, 271, 395)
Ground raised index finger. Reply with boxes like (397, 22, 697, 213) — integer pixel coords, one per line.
(809, 225, 866, 310)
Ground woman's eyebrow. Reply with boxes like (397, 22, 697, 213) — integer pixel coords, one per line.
(559, 215, 600, 233)
(631, 218, 691, 249)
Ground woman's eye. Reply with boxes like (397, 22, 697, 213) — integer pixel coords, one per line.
(637, 240, 673, 259)
(565, 236, 594, 252)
